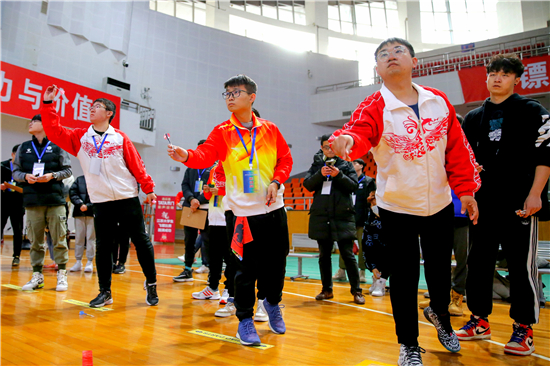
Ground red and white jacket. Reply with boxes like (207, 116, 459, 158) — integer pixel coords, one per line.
(331, 83, 480, 216)
(41, 102, 155, 204)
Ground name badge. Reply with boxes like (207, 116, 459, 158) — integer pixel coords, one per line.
(321, 181, 332, 195)
(243, 170, 259, 194)
(32, 162, 45, 177)
(194, 180, 203, 193)
(352, 193, 356, 205)
(89, 157, 101, 176)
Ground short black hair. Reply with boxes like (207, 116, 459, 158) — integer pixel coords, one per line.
(456, 114, 464, 127)
(252, 108, 261, 118)
(320, 134, 331, 146)
(93, 98, 117, 123)
(12, 144, 20, 153)
(31, 114, 41, 122)
(486, 53, 524, 77)
(224, 74, 257, 95)
(198, 139, 207, 146)
(353, 158, 365, 168)
(374, 37, 415, 61)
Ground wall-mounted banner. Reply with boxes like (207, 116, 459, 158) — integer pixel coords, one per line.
(154, 196, 176, 243)
(458, 55, 550, 103)
(1, 62, 120, 128)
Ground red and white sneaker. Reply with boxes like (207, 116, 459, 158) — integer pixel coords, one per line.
(456, 315, 491, 341)
(219, 289, 229, 304)
(504, 323, 535, 356)
(192, 286, 221, 300)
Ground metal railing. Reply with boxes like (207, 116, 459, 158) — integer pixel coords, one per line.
(121, 99, 156, 131)
(315, 80, 362, 94)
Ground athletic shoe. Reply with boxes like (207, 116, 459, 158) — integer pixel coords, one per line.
(215, 297, 236, 317)
(195, 265, 209, 274)
(504, 323, 535, 356)
(254, 299, 268, 322)
(56, 270, 68, 292)
(398, 344, 426, 366)
(332, 268, 346, 281)
(371, 278, 386, 297)
(219, 289, 230, 304)
(173, 269, 193, 282)
(90, 290, 113, 308)
(237, 318, 261, 346)
(44, 263, 58, 269)
(12, 256, 20, 266)
(353, 291, 366, 304)
(113, 264, 126, 274)
(262, 300, 286, 334)
(84, 262, 94, 273)
(456, 315, 491, 341)
(423, 292, 430, 298)
(192, 286, 220, 300)
(70, 260, 82, 272)
(177, 255, 185, 262)
(369, 275, 377, 294)
(22, 272, 44, 291)
(423, 306, 460, 352)
(448, 289, 464, 316)
(144, 280, 159, 306)
(359, 269, 367, 283)
(418, 299, 430, 309)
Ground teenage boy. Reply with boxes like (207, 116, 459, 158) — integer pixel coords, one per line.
(456, 54, 550, 357)
(168, 74, 293, 346)
(40, 85, 159, 308)
(330, 38, 480, 366)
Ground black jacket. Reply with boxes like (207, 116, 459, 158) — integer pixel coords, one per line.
(69, 175, 94, 217)
(180, 166, 213, 208)
(303, 150, 358, 241)
(1, 159, 23, 210)
(463, 94, 550, 220)
(12, 136, 72, 208)
(354, 174, 376, 227)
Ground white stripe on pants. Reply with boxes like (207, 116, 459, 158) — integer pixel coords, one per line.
(74, 216, 96, 261)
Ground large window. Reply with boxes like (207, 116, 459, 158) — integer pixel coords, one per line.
(150, 0, 207, 26)
(328, 1, 399, 39)
(328, 37, 378, 85)
(229, 1, 307, 26)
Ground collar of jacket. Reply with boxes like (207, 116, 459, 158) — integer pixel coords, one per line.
(230, 112, 262, 130)
(32, 135, 50, 146)
(86, 124, 116, 138)
(380, 82, 438, 111)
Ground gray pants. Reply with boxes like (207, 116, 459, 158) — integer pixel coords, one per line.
(74, 216, 96, 261)
(451, 222, 469, 295)
(26, 205, 68, 270)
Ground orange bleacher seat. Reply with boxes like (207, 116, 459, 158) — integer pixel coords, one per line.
(293, 192, 304, 198)
(291, 178, 299, 186)
(294, 199, 305, 210)
(299, 178, 304, 184)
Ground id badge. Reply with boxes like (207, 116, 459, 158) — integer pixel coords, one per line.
(89, 157, 101, 176)
(32, 162, 45, 177)
(321, 181, 332, 195)
(243, 170, 259, 194)
(352, 193, 356, 205)
(194, 180, 203, 193)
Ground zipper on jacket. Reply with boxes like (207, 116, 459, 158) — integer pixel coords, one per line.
(416, 111, 431, 215)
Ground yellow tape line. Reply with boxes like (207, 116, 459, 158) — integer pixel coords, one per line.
(188, 329, 274, 350)
(3, 284, 39, 293)
(356, 360, 394, 366)
(63, 299, 113, 311)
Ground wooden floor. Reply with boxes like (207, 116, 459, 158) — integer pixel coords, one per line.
(1, 240, 549, 366)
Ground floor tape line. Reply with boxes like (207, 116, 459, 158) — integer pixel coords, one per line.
(63, 299, 114, 311)
(2, 284, 39, 293)
(188, 329, 274, 350)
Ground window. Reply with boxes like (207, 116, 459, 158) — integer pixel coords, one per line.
(328, 37, 378, 85)
(229, 1, 307, 25)
(328, 1, 399, 39)
(150, 0, 207, 26)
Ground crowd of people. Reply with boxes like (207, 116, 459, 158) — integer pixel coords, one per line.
(1, 36, 548, 366)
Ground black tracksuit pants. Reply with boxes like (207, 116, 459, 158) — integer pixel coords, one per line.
(183, 213, 209, 269)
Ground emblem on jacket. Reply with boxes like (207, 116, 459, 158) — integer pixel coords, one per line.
(489, 117, 503, 142)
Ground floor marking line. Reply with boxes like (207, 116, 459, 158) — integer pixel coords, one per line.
(188, 329, 273, 350)
(2, 284, 39, 293)
(63, 299, 114, 311)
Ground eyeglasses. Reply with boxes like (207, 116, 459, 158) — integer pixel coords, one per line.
(222, 89, 250, 100)
(89, 104, 107, 112)
(321, 145, 332, 151)
(377, 46, 408, 62)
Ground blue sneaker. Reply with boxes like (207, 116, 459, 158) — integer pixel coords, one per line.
(236, 318, 261, 346)
(263, 300, 286, 334)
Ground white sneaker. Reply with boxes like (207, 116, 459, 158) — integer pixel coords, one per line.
(359, 269, 367, 283)
(177, 255, 185, 262)
(332, 268, 346, 281)
(371, 278, 386, 297)
(195, 265, 209, 274)
(84, 261, 93, 273)
(219, 289, 230, 304)
(69, 260, 82, 272)
(192, 286, 220, 300)
(22, 272, 44, 291)
(56, 270, 68, 292)
(369, 275, 377, 294)
(215, 298, 236, 317)
(254, 299, 268, 322)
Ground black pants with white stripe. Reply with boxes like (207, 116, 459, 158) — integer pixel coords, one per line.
(466, 207, 540, 325)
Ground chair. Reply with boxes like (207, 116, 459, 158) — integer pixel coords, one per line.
(294, 199, 305, 210)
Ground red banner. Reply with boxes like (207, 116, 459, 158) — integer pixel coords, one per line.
(458, 55, 550, 103)
(153, 196, 177, 243)
(1, 62, 120, 129)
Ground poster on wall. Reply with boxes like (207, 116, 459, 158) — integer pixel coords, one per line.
(0, 61, 121, 129)
(153, 196, 177, 243)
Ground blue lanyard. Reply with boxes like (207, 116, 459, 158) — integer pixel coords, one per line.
(358, 175, 365, 184)
(31, 141, 51, 163)
(9, 161, 14, 182)
(234, 126, 257, 169)
(92, 134, 108, 155)
(197, 169, 205, 180)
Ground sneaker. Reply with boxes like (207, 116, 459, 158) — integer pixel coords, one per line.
(315, 290, 334, 300)
(359, 269, 367, 283)
(144, 281, 159, 306)
(195, 265, 210, 274)
(173, 269, 193, 282)
(398, 344, 426, 366)
(353, 291, 366, 305)
(84, 262, 93, 273)
(504, 323, 534, 356)
(237, 318, 261, 346)
(56, 270, 68, 292)
(215, 298, 236, 317)
(177, 255, 185, 262)
(423, 306, 460, 352)
(113, 264, 126, 274)
(70, 260, 82, 272)
(371, 278, 386, 297)
(262, 300, 286, 334)
(254, 299, 268, 322)
(369, 275, 377, 294)
(22, 272, 44, 291)
(448, 289, 464, 316)
(44, 262, 58, 269)
(424, 292, 430, 298)
(12, 256, 20, 266)
(90, 290, 113, 308)
(456, 315, 491, 341)
(192, 286, 221, 300)
(332, 268, 346, 281)
(219, 289, 230, 304)
(418, 299, 430, 309)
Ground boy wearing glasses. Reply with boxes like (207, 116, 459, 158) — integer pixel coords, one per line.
(168, 74, 293, 346)
(330, 38, 480, 365)
(40, 85, 159, 308)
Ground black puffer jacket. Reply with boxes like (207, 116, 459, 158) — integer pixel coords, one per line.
(69, 175, 94, 217)
(303, 150, 358, 241)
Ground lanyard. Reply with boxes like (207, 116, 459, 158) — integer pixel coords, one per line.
(92, 134, 108, 155)
(358, 175, 365, 184)
(234, 126, 257, 169)
(9, 161, 14, 182)
(31, 141, 51, 163)
(197, 169, 205, 180)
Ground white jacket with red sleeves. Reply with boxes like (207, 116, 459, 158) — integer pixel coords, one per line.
(331, 83, 480, 216)
(41, 102, 155, 204)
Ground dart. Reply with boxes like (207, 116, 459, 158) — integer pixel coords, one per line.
(164, 133, 172, 145)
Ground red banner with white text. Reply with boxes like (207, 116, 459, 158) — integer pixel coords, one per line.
(154, 196, 177, 243)
(1, 62, 120, 128)
(458, 55, 550, 103)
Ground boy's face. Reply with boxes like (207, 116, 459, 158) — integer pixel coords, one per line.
(90, 102, 113, 124)
(321, 141, 335, 158)
(375, 42, 418, 81)
(352, 161, 364, 175)
(486, 70, 520, 97)
(28, 119, 43, 135)
(225, 84, 255, 114)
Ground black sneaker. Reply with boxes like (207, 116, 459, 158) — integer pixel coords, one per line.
(113, 264, 126, 274)
(424, 306, 461, 353)
(12, 256, 20, 266)
(144, 281, 159, 306)
(90, 290, 113, 308)
(173, 269, 193, 282)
